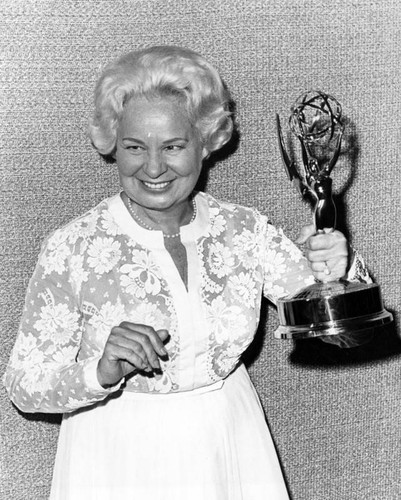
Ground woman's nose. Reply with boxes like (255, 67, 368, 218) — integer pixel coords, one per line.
(143, 150, 167, 178)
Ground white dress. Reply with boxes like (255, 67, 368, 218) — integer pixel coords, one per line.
(4, 192, 346, 499)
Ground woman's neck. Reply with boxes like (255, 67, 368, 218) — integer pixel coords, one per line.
(123, 192, 196, 236)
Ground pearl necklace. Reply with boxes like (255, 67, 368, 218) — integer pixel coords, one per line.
(127, 196, 197, 239)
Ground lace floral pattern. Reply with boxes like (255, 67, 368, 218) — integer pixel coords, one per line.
(197, 199, 315, 381)
(4, 192, 367, 414)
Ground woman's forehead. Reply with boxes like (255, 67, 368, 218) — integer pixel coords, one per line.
(118, 95, 195, 139)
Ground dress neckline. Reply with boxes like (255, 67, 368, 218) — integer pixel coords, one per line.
(107, 191, 210, 249)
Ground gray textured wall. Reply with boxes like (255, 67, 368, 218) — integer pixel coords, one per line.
(1, 1, 401, 499)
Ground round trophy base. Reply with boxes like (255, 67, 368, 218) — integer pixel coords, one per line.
(274, 281, 393, 346)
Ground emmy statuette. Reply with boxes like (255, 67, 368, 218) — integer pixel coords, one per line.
(275, 90, 393, 348)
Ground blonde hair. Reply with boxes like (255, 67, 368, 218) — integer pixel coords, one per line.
(88, 46, 233, 156)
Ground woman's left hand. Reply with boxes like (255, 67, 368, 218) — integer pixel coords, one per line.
(296, 224, 349, 282)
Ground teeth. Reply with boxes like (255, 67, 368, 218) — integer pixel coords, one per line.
(143, 181, 170, 190)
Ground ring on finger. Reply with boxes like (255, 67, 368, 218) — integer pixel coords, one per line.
(324, 261, 331, 275)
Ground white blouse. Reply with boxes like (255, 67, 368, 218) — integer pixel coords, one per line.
(4, 192, 363, 414)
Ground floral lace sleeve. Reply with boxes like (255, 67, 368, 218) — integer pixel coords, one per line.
(3, 236, 121, 414)
(260, 217, 371, 305)
(261, 221, 316, 305)
(345, 248, 372, 284)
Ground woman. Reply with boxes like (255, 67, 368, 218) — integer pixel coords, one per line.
(4, 46, 365, 499)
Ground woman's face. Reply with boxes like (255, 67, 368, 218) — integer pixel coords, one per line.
(115, 95, 208, 214)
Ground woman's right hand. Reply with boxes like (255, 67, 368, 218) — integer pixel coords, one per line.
(97, 322, 169, 388)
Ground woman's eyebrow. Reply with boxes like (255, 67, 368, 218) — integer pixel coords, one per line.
(122, 136, 189, 144)
(163, 137, 188, 144)
(121, 137, 145, 143)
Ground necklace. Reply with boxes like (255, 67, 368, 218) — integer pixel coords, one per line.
(126, 195, 197, 239)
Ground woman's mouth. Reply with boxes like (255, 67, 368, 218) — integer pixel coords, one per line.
(142, 180, 172, 190)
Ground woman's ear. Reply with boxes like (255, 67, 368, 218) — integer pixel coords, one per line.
(206, 129, 232, 155)
(202, 147, 211, 160)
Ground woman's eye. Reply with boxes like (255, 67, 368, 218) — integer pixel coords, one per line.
(165, 144, 184, 152)
(126, 145, 144, 153)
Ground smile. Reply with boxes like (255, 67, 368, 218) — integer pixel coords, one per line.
(142, 181, 172, 190)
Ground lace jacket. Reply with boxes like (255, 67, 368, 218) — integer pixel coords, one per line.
(3, 192, 367, 413)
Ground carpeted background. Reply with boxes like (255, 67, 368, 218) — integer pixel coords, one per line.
(1, 1, 401, 498)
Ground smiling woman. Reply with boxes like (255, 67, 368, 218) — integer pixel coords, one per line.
(115, 96, 208, 231)
(3, 45, 367, 500)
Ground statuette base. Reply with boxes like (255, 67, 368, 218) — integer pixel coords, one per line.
(274, 281, 393, 346)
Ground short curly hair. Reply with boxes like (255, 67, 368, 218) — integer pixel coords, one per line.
(88, 46, 233, 156)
